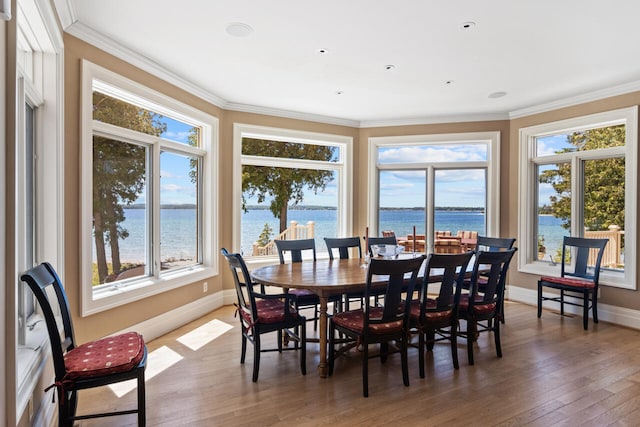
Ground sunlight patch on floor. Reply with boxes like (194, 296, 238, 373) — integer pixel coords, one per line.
(176, 318, 234, 351)
(108, 345, 183, 397)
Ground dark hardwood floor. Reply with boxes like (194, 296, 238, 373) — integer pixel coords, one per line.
(76, 301, 640, 426)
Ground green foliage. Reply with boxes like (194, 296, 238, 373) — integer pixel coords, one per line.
(241, 138, 335, 233)
(538, 125, 625, 231)
(257, 223, 273, 246)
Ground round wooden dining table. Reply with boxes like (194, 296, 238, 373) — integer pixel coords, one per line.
(250, 257, 419, 378)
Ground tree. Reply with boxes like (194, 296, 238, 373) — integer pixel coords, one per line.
(539, 125, 625, 231)
(92, 92, 166, 283)
(241, 138, 335, 233)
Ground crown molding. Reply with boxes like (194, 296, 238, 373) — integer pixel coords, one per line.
(65, 21, 229, 109)
(509, 80, 640, 119)
(52, 0, 75, 29)
(225, 102, 360, 128)
(360, 112, 509, 128)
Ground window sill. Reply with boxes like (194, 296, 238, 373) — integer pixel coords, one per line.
(17, 315, 51, 420)
(518, 260, 633, 290)
(83, 265, 217, 316)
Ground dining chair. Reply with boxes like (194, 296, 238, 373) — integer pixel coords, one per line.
(221, 248, 306, 381)
(467, 235, 517, 323)
(274, 238, 341, 329)
(365, 235, 398, 256)
(324, 237, 364, 311)
(20, 262, 148, 427)
(408, 252, 473, 377)
(537, 236, 608, 330)
(457, 248, 517, 365)
(328, 255, 426, 397)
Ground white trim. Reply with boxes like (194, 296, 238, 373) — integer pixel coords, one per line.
(508, 285, 640, 331)
(517, 106, 637, 290)
(233, 123, 353, 255)
(80, 60, 219, 316)
(359, 112, 509, 128)
(368, 131, 501, 245)
(510, 80, 640, 119)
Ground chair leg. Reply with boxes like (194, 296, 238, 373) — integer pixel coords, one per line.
(467, 320, 475, 366)
(252, 333, 261, 382)
(494, 317, 502, 358)
(592, 291, 599, 324)
(362, 342, 369, 397)
(537, 281, 543, 318)
(137, 369, 146, 427)
(401, 335, 410, 388)
(300, 322, 307, 376)
(560, 290, 565, 316)
(418, 328, 425, 378)
(240, 331, 247, 364)
(380, 342, 389, 363)
(277, 329, 283, 352)
(583, 291, 590, 330)
(60, 390, 74, 427)
(451, 322, 459, 370)
(328, 322, 335, 376)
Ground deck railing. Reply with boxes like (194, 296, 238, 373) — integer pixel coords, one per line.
(585, 224, 624, 267)
(251, 221, 315, 256)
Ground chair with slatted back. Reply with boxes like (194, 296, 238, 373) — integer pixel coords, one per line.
(222, 248, 306, 382)
(538, 236, 608, 330)
(274, 238, 341, 329)
(20, 262, 147, 427)
(328, 255, 426, 397)
(365, 235, 398, 257)
(458, 248, 517, 365)
(325, 237, 364, 311)
(408, 252, 473, 377)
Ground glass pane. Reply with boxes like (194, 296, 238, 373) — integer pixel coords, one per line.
(160, 152, 200, 270)
(537, 163, 570, 263)
(93, 91, 200, 146)
(92, 136, 148, 285)
(378, 144, 487, 164)
(535, 124, 625, 157)
(378, 170, 426, 249)
(583, 157, 625, 270)
(242, 138, 339, 162)
(242, 166, 338, 257)
(434, 169, 486, 237)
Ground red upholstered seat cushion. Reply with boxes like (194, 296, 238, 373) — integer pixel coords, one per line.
(408, 299, 453, 321)
(240, 299, 299, 325)
(540, 276, 596, 289)
(64, 332, 145, 379)
(458, 294, 496, 314)
(332, 308, 403, 335)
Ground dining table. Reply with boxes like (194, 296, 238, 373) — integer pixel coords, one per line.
(251, 256, 437, 378)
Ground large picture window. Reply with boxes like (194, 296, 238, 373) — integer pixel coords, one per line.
(234, 124, 352, 260)
(81, 61, 218, 314)
(518, 107, 637, 289)
(370, 132, 500, 252)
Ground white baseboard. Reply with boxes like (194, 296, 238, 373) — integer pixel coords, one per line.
(115, 288, 237, 341)
(507, 285, 640, 330)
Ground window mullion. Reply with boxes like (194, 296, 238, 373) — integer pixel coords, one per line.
(151, 145, 161, 276)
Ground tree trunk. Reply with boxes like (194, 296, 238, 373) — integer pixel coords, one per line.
(94, 211, 109, 283)
(279, 201, 288, 234)
(109, 220, 122, 275)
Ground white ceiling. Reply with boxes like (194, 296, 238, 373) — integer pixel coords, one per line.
(58, 0, 640, 126)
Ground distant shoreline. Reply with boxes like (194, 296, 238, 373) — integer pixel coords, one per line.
(125, 204, 485, 212)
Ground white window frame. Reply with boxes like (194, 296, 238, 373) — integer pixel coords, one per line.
(14, 0, 64, 421)
(368, 131, 501, 250)
(518, 107, 638, 289)
(81, 61, 219, 315)
(233, 123, 353, 264)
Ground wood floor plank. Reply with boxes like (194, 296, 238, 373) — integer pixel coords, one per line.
(72, 302, 640, 426)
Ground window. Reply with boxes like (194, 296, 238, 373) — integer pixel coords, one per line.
(233, 124, 352, 260)
(369, 132, 500, 250)
(518, 107, 637, 289)
(14, 0, 64, 420)
(81, 61, 218, 314)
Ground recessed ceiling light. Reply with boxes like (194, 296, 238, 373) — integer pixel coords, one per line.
(445, 80, 454, 85)
(384, 64, 396, 71)
(226, 22, 253, 37)
(461, 21, 476, 30)
(488, 91, 507, 98)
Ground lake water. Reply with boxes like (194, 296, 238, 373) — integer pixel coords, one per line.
(110, 208, 566, 262)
